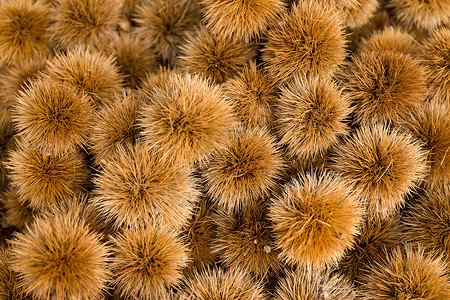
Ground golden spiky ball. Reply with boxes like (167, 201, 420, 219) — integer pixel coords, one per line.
(400, 100, 450, 189)
(213, 198, 282, 277)
(0, 0, 51, 67)
(338, 215, 403, 281)
(51, 0, 122, 49)
(134, 0, 200, 66)
(0, 57, 47, 110)
(332, 125, 428, 218)
(202, 126, 283, 212)
(343, 50, 428, 125)
(359, 247, 450, 300)
(274, 268, 356, 300)
(422, 27, 450, 101)
(111, 225, 188, 300)
(405, 185, 450, 266)
(359, 27, 419, 56)
(222, 61, 278, 129)
(270, 171, 361, 268)
(179, 267, 267, 300)
(184, 195, 216, 272)
(93, 143, 197, 229)
(1, 187, 34, 229)
(178, 26, 255, 83)
(139, 73, 236, 165)
(0, 247, 25, 300)
(105, 33, 156, 89)
(7, 142, 89, 211)
(274, 76, 350, 163)
(90, 90, 141, 165)
(45, 48, 123, 106)
(262, 2, 346, 85)
(388, 0, 450, 31)
(201, 0, 286, 42)
(9, 211, 110, 300)
(13, 77, 94, 154)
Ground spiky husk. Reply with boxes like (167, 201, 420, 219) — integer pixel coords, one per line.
(201, 0, 286, 42)
(202, 126, 284, 212)
(13, 77, 94, 154)
(139, 73, 236, 165)
(111, 224, 188, 300)
(332, 125, 428, 218)
(274, 76, 350, 163)
(270, 171, 361, 268)
(262, 1, 346, 85)
(9, 211, 110, 300)
(343, 50, 428, 125)
(93, 143, 197, 229)
(7, 142, 89, 211)
(359, 246, 450, 299)
(0, 0, 51, 67)
(178, 26, 255, 83)
(50, 0, 122, 49)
